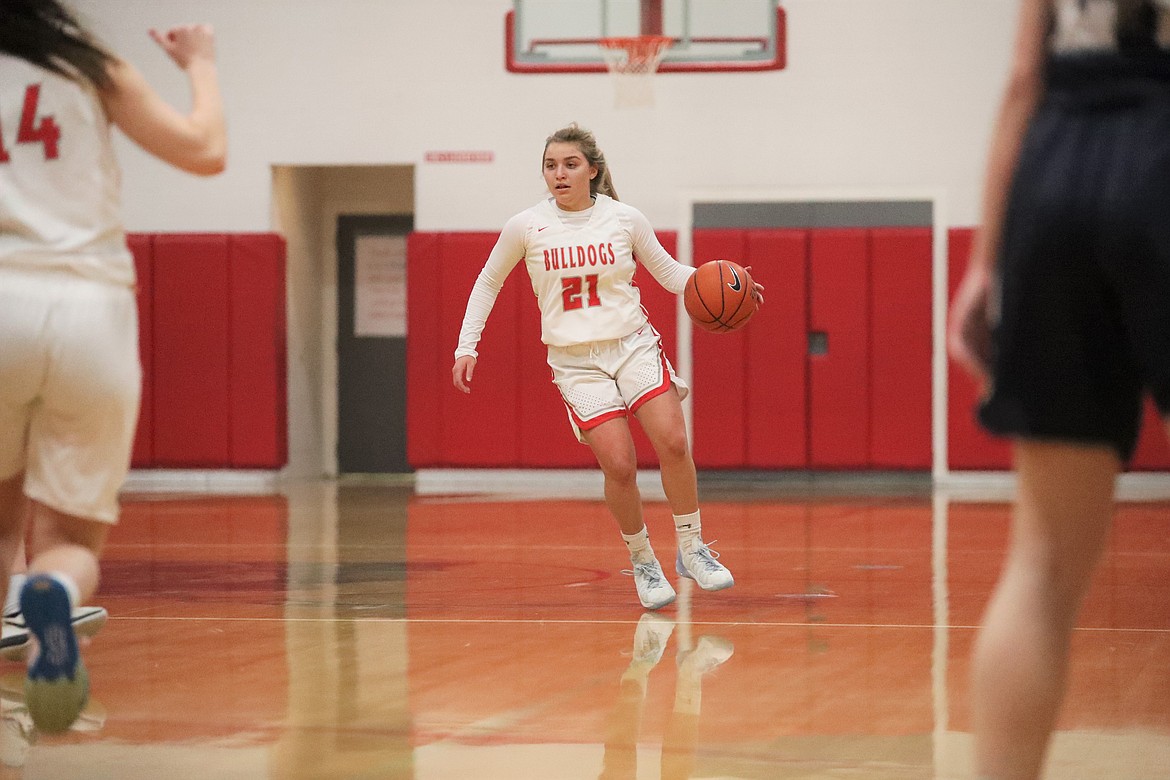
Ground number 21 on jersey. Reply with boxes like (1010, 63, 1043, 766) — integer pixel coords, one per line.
(0, 84, 62, 162)
(562, 274, 601, 311)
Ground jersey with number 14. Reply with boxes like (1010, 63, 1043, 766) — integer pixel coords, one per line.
(455, 194, 694, 357)
(0, 54, 132, 286)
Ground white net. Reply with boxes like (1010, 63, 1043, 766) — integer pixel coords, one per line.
(599, 36, 672, 108)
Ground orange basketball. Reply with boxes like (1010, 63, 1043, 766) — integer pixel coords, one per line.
(683, 259, 757, 333)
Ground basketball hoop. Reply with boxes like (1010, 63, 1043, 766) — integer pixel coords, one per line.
(599, 35, 672, 108)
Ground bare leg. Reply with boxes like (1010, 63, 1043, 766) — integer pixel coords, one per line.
(632, 389, 698, 515)
(26, 501, 107, 606)
(971, 440, 1118, 780)
(581, 418, 644, 535)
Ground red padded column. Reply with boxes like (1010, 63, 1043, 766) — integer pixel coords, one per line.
(691, 229, 749, 468)
(228, 234, 287, 468)
(946, 228, 1011, 470)
(809, 229, 869, 468)
(407, 233, 443, 467)
(152, 234, 231, 466)
(439, 233, 522, 466)
(745, 230, 808, 468)
(128, 233, 154, 467)
(869, 228, 932, 469)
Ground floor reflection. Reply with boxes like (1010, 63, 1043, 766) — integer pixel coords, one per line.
(4, 480, 1168, 779)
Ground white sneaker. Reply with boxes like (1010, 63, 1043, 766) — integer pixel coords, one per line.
(1, 606, 108, 662)
(629, 613, 675, 666)
(675, 541, 734, 591)
(677, 635, 735, 678)
(623, 558, 676, 610)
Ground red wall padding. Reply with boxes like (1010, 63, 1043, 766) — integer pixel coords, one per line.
(228, 235, 288, 467)
(869, 229, 932, 469)
(746, 230, 808, 468)
(405, 233, 443, 467)
(809, 230, 870, 468)
(689, 227, 932, 471)
(691, 230, 750, 468)
(689, 229, 812, 470)
(128, 234, 154, 467)
(131, 233, 287, 469)
(1131, 401, 1170, 470)
(946, 229, 1011, 470)
(152, 235, 232, 466)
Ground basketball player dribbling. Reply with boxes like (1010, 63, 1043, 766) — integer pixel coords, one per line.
(0, 1, 226, 732)
(949, 1, 1170, 777)
(452, 123, 763, 610)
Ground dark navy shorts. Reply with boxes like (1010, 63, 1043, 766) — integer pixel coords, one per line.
(980, 53, 1170, 460)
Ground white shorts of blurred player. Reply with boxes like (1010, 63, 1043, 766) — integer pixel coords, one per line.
(0, 267, 140, 524)
(547, 324, 688, 444)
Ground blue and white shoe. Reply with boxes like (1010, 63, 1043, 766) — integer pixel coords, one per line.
(675, 541, 734, 591)
(20, 576, 88, 734)
(623, 558, 676, 610)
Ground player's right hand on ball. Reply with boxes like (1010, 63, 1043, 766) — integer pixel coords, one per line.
(745, 265, 765, 306)
(452, 356, 476, 394)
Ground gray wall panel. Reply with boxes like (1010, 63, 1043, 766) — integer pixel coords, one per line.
(693, 201, 933, 228)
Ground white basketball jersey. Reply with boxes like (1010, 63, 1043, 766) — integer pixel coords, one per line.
(456, 194, 693, 357)
(523, 195, 649, 346)
(0, 53, 133, 286)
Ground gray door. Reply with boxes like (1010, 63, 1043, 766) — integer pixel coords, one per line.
(336, 215, 413, 473)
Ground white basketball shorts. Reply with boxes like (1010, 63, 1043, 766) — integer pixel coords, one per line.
(0, 267, 141, 523)
(547, 324, 688, 443)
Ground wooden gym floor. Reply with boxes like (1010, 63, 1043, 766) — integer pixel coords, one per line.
(5, 477, 1168, 779)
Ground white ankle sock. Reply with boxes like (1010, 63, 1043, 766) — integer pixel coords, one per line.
(5, 574, 26, 615)
(673, 510, 702, 551)
(621, 527, 653, 563)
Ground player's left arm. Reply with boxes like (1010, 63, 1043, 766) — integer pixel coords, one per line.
(101, 25, 226, 176)
(627, 208, 764, 304)
(625, 207, 694, 294)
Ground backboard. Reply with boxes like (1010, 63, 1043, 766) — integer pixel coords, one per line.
(506, 0, 786, 73)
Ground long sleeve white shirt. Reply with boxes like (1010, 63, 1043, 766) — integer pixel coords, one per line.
(455, 194, 694, 358)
